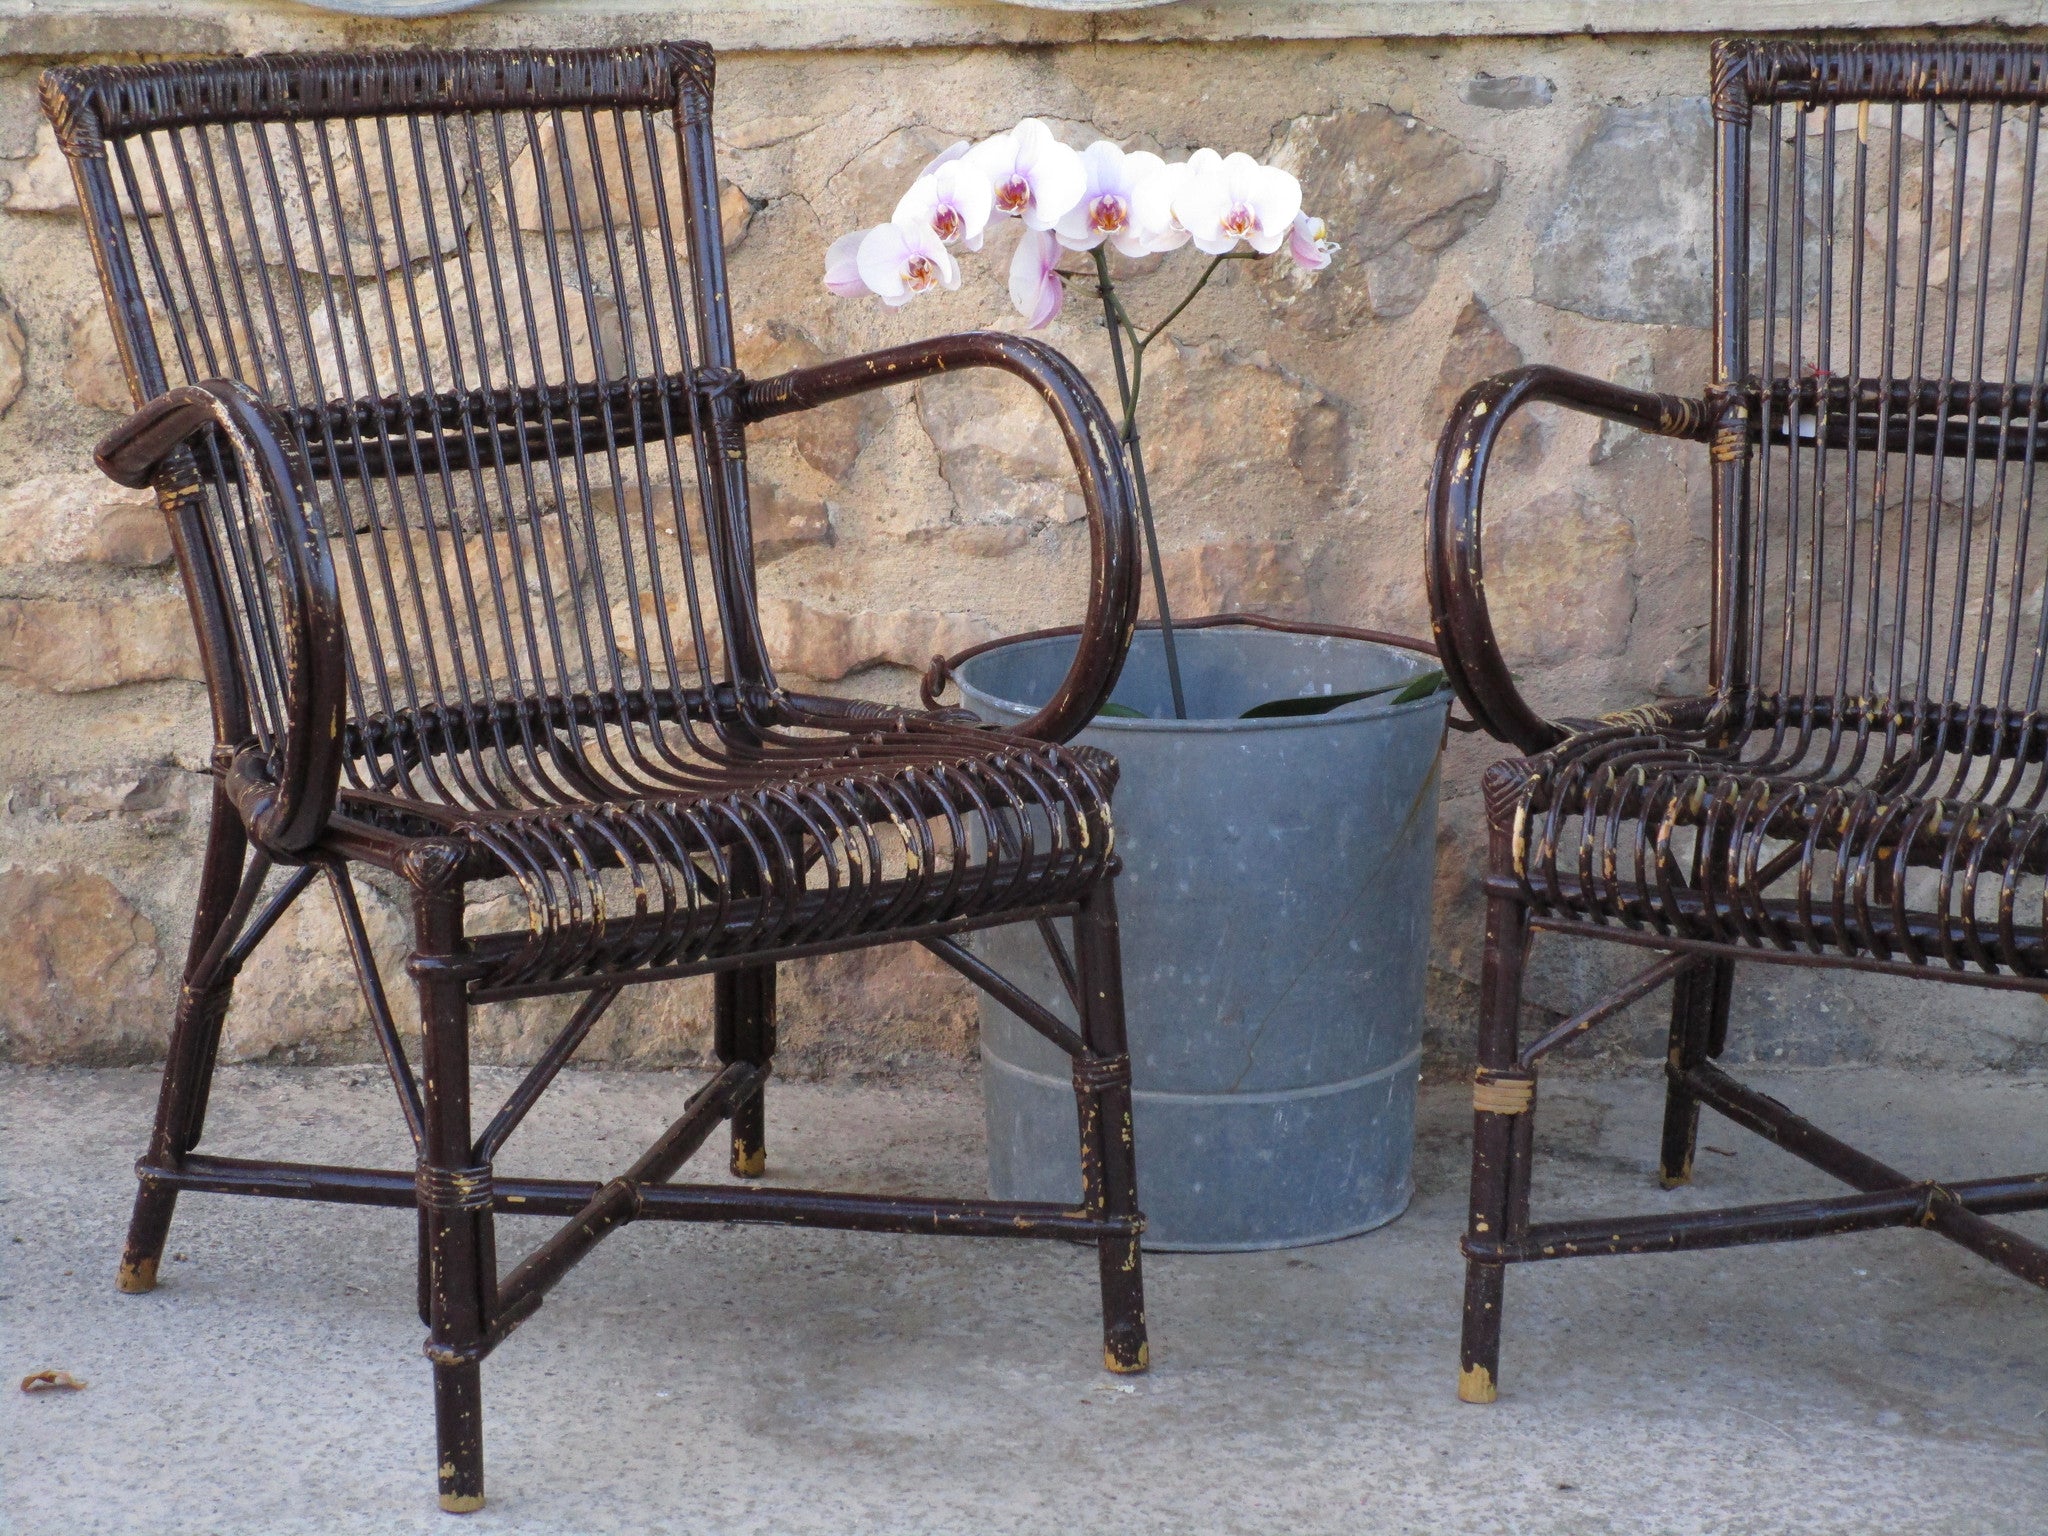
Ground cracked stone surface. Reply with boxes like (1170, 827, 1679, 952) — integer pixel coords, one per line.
(3, 1064, 2044, 1532)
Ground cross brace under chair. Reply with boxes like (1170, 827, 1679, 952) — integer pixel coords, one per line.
(1429, 36, 2048, 1406)
(45, 41, 1148, 1511)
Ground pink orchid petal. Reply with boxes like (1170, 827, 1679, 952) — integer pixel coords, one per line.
(1008, 226, 1064, 329)
(1131, 159, 1193, 252)
(855, 221, 958, 304)
(823, 230, 870, 296)
(855, 222, 915, 299)
(1019, 140, 1085, 230)
(1241, 163, 1303, 254)
(1288, 213, 1334, 271)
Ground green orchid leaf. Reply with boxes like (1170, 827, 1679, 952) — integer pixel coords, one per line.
(1095, 701, 1149, 719)
(1238, 669, 1448, 719)
(1239, 689, 1383, 719)
(1390, 669, 1448, 705)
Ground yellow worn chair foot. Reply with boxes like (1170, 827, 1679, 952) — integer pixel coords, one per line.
(731, 1145, 766, 1178)
(116, 1257, 159, 1294)
(1457, 1364, 1497, 1404)
(438, 1493, 486, 1514)
(1105, 1340, 1149, 1374)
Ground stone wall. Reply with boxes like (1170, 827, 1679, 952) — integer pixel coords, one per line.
(1, 19, 2044, 1078)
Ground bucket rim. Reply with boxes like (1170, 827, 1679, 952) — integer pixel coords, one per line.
(953, 628, 1450, 733)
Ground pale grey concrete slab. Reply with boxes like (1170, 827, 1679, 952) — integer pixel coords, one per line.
(3, 1063, 2045, 1535)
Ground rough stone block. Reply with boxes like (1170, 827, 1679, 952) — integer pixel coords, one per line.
(249, 119, 470, 276)
(1140, 343, 1351, 517)
(1429, 296, 1539, 469)
(0, 865, 167, 1064)
(3, 758, 201, 836)
(0, 297, 23, 419)
(6, 122, 182, 217)
(1533, 97, 1713, 327)
(307, 264, 624, 396)
(1479, 487, 1636, 665)
(751, 478, 832, 561)
(737, 322, 881, 482)
(1268, 106, 1500, 326)
(0, 595, 203, 693)
(64, 302, 130, 415)
(918, 367, 1079, 529)
(1142, 540, 1307, 620)
(758, 595, 995, 681)
(0, 473, 170, 568)
(226, 878, 411, 1062)
(825, 125, 958, 227)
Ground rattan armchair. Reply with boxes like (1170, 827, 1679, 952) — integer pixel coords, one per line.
(1429, 37, 2048, 1405)
(47, 43, 1146, 1511)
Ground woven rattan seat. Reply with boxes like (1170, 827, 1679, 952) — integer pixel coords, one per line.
(1485, 697, 2048, 977)
(337, 719, 1121, 996)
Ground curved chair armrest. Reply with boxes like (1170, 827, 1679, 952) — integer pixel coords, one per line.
(744, 332, 1140, 745)
(97, 380, 347, 856)
(1426, 364, 1720, 755)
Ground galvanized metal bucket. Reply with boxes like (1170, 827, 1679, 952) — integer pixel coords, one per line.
(952, 620, 1448, 1251)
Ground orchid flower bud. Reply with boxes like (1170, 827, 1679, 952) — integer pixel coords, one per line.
(1287, 213, 1339, 272)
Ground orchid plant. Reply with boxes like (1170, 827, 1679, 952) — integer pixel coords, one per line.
(825, 121, 1339, 720)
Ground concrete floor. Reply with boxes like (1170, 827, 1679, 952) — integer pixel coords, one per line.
(3, 1063, 2045, 1535)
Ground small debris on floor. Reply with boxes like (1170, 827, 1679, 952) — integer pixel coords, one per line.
(20, 1370, 86, 1393)
(1704, 1145, 1738, 1157)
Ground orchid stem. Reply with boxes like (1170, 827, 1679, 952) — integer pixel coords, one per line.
(1140, 253, 1229, 349)
(1092, 244, 1187, 721)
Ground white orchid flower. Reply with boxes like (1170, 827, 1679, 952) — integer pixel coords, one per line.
(965, 119, 1086, 232)
(1008, 226, 1065, 329)
(1129, 148, 1218, 254)
(823, 230, 869, 296)
(893, 153, 995, 253)
(1173, 151, 1302, 256)
(1054, 142, 1167, 257)
(1287, 213, 1339, 272)
(855, 219, 961, 307)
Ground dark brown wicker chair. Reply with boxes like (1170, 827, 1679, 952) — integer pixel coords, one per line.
(1429, 37, 2048, 1405)
(45, 43, 1146, 1510)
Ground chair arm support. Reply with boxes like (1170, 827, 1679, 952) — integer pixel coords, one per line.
(1426, 364, 1719, 755)
(97, 380, 346, 855)
(743, 332, 1140, 744)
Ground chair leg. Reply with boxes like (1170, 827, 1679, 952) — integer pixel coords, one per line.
(409, 854, 493, 1515)
(715, 963, 775, 1178)
(119, 793, 249, 1293)
(1071, 881, 1148, 1374)
(1659, 958, 1735, 1188)
(1460, 833, 1531, 1406)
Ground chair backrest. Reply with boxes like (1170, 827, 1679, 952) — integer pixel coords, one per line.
(43, 44, 772, 813)
(1711, 40, 2048, 789)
